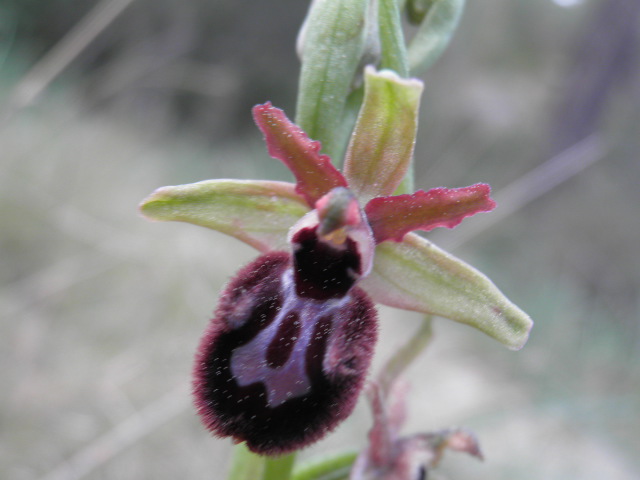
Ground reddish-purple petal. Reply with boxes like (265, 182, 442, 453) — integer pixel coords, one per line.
(253, 102, 348, 207)
(288, 188, 376, 300)
(365, 184, 496, 243)
(193, 252, 377, 455)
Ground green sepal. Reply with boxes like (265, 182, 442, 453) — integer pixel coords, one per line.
(360, 233, 533, 350)
(139, 179, 308, 252)
(296, 0, 376, 161)
(343, 66, 423, 203)
(407, 0, 466, 75)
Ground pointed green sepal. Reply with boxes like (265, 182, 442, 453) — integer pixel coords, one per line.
(139, 179, 309, 252)
(407, 0, 466, 75)
(343, 67, 423, 203)
(361, 233, 533, 350)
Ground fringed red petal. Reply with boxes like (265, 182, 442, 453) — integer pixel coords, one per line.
(365, 184, 496, 243)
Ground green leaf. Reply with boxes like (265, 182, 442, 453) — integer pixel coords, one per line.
(343, 66, 423, 203)
(296, 0, 375, 161)
(407, 0, 466, 75)
(139, 179, 308, 252)
(361, 233, 533, 350)
(291, 451, 358, 480)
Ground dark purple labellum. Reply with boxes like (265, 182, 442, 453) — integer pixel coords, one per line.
(291, 225, 361, 301)
(193, 251, 377, 455)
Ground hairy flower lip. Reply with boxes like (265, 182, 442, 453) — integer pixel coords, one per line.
(193, 251, 378, 455)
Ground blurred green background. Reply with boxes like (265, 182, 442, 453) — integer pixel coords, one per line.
(2, 0, 639, 479)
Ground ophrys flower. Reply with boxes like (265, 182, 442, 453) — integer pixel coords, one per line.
(140, 68, 532, 455)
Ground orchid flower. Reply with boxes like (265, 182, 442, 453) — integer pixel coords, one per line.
(140, 68, 532, 456)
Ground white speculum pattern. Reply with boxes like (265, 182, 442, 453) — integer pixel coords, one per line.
(230, 270, 350, 407)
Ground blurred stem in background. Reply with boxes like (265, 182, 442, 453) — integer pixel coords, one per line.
(0, 0, 137, 128)
(549, 0, 640, 155)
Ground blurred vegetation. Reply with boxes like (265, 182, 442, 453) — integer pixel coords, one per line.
(1, 0, 639, 479)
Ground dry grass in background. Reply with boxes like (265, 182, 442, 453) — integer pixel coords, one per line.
(2, 0, 639, 479)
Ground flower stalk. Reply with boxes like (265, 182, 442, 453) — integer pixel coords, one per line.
(378, 315, 434, 397)
(226, 444, 296, 480)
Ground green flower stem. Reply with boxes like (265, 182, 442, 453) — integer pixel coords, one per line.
(379, 315, 433, 395)
(264, 452, 297, 480)
(378, 0, 409, 77)
(378, 0, 414, 194)
(225, 445, 352, 480)
(335, 87, 366, 170)
(296, 0, 371, 161)
(226, 444, 297, 480)
(291, 451, 359, 480)
(226, 444, 265, 480)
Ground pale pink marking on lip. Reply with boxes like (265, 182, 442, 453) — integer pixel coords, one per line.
(230, 270, 351, 407)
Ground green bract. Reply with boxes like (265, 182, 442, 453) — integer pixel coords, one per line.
(140, 180, 307, 252)
(296, 0, 375, 161)
(344, 66, 423, 202)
